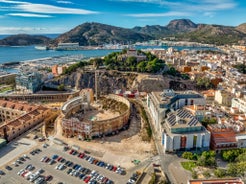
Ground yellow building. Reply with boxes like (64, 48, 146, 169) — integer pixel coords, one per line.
(0, 100, 52, 142)
(215, 90, 233, 107)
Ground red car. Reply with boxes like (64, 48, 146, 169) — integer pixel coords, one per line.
(57, 157, 62, 162)
(45, 157, 50, 163)
(84, 176, 91, 183)
(21, 171, 28, 177)
(69, 150, 74, 154)
(45, 175, 53, 181)
(153, 163, 160, 167)
(112, 166, 117, 172)
(80, 153, 85, 158)
(102, 177, 108, 183)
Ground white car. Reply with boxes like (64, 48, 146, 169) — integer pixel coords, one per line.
(24, 172, 32, 179)
(17, 169, 25, 175)
(128, 179, 136, 184)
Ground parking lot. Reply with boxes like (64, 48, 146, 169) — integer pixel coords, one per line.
(0, 141, 140, 184)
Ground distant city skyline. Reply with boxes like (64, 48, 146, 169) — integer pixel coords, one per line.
(0, 0, 246, 35)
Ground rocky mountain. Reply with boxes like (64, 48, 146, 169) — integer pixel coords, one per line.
(51, 22, 153, 46)
(176, 24, 246, 45)
(0, 34, 50, 46)
(132, 25, 169, 38)
(166, 19, 198, 32)
(236, 23, 246, 34)
(44, 70, 196, 93)
(133, 19, 246, 44)
(2, 19, 246, 46)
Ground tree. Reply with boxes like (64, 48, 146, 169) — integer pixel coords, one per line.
(233, 64, 246, 74)
(91, 58, 103, 69)
(182, 152, 194, 160)
(203, 170, 211, 178)
(57, 84, 65, 91)
(196, 77, 215, 90)
(197, 151, 216, 167)
(137, 61, 147, 72)
(126, 56, 137, 67)
(214, 168, 227, 178)
(236, 152, 246, 162)
(221, 149, 242, 162)
(201, 117, 217, 127)
(192, 170, 198, 179)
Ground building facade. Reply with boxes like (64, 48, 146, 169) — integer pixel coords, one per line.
(147, 89, 206, 132)
(207, 124, 238, 151)
(236, 134, 246, 148)
(0, 73, 16, 85)
(188, 178, 244, 184)
(215, 90, 232, 106)
(61, 93, 130, 140)
(15, 72, 43, 94)
(232, 98, 246, 113)
(163, 109, 210, 152)
(0, 100, 52, 142)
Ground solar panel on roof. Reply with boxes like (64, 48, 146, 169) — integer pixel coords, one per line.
(189, 118, 198, 126)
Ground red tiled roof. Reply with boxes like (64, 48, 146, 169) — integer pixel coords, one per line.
(0, 100, 35, 112)
(189, 178, 244, 184)
(212, 131, 237, 143)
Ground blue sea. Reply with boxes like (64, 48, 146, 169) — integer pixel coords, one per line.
(0, 46, 121, 64)
(0, 45, 218, 64)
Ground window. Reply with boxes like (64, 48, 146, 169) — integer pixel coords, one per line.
(191, 99, 194, 105)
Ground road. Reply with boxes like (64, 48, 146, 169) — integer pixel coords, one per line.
(138, 98, 178, 184)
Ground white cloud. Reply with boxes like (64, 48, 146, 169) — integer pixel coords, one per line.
(112, 0, 160, 3)
(0, 0, 27, 4)
(203, 12, 215, 18)
(0, 0, 99, 15)
(56, 1, 73, 4)
(7, 13, 52, 17)
(112, 0, 237, 12)
(111, 0, 180, 6)
(15, 3, 98, 14)
(127, 11, 191, 18)
(0, 26, 65, 34)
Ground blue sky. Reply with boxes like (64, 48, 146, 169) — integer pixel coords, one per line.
(0, 0, 245, 34)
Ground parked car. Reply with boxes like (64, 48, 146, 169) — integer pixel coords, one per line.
(52, 154, 58, 160)
(45, 175, 53, 181)
(5, 165, 12, 170)
(0, 170, 5, 175)
(37, 168, 44, 174)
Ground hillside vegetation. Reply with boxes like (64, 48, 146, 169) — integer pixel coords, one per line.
(2, 19, 246, 46)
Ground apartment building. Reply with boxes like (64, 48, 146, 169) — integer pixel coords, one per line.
(214, 90, 233, 107)
(15, 72, 43, 94)
(207, 124, 237, 151)
(147, 89, 205, 131)
(163, 109, 210, 152)
(232, 97, 246, 113)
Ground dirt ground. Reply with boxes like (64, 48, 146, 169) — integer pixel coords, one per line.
(53, 113, 155, 169)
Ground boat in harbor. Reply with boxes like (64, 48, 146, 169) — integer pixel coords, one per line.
(34, 45, 48, 50)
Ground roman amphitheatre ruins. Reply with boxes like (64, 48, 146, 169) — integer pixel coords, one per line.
(51, 88, 155, 169)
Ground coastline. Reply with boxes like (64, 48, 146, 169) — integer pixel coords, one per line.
(0, 44, 218, 74)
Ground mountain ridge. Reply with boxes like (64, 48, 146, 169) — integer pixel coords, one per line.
(0, 34, 51, 46)
(1, 19, 246, 46)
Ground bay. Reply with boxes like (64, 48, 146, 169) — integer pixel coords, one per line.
(0, 45, 217, 64)
(0, 46, 120, 64)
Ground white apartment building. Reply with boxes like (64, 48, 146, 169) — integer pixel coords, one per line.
(232, 98, 246, 113)
(147, 89, 206, 132)
(163, 109, 210, 152)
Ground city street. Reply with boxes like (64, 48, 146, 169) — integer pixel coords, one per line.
(139, 98, 189, 184)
